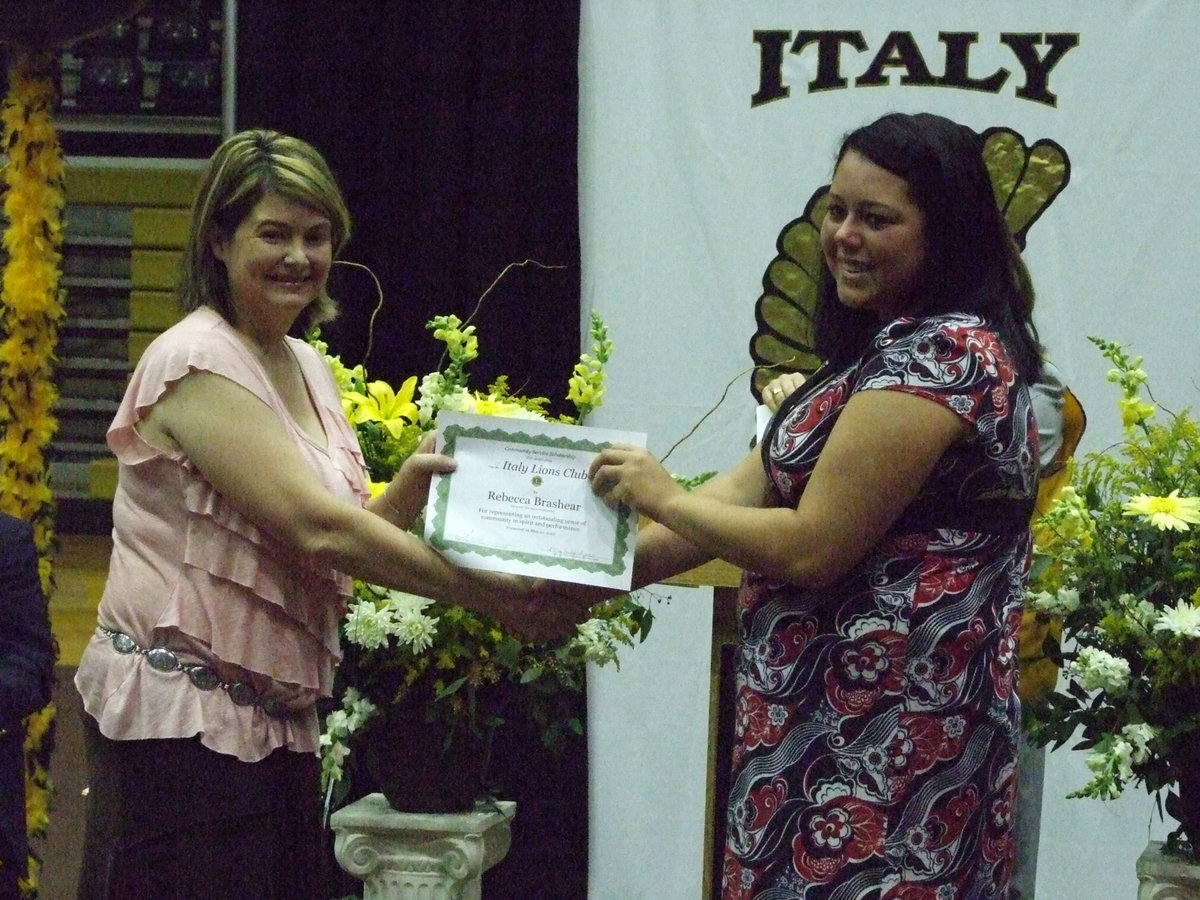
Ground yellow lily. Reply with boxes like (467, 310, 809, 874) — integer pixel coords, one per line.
(343, 376, 420, 438)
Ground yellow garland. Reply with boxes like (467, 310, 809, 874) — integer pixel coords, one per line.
(0, 51, 63, 896)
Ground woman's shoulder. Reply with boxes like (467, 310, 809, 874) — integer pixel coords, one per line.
(142, 307, 236, 358)
(114, 308, 267, 435)
(873, 312, 990, 344)
(860, 313, 1020, 395)
(135, 307, 260, 384)
(871, 314, 1010, 364)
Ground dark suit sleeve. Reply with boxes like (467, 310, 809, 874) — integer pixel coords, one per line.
(0, 516, 55, 730)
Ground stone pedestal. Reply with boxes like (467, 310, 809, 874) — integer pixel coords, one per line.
(1137, 841, 1200, 899)
(330, 793, 516, 900)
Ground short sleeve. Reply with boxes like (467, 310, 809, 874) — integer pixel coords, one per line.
(855, 314, 1023, 427)
(107, 308, 273, 465)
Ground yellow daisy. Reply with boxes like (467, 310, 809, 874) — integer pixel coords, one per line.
(1122, 489, 1200, 531)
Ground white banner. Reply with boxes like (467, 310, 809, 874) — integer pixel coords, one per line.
(582, 3, 1197, 898)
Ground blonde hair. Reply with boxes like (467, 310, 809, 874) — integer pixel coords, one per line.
(179, 129, 352, 332)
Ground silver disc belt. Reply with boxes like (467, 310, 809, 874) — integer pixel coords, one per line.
(99, 626, 293, 719)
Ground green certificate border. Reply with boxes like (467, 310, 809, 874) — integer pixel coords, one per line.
(427, 421, 633, 576)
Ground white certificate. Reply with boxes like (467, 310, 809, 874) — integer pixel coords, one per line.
(424, 412, 645, 589)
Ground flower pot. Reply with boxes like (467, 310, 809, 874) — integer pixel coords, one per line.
(361, 709, 492, 814)
(1167, 748, 1200, 862)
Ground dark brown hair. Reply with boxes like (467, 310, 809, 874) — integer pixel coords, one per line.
(814, 112, 1042, 381)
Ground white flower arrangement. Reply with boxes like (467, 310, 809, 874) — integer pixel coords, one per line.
(311, 297, 651, 802)
(1027, 337, 1200, 855)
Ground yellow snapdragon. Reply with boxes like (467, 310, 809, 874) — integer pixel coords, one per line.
(1119, 395, 1157, 430)
(430, 314, 479, 364)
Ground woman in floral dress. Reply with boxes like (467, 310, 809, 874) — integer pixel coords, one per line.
(585, 112, 1042, 898)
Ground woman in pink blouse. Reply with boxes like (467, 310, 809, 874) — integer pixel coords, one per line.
(74, 130, 578, 899)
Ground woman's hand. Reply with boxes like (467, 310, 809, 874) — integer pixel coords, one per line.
(588, 443, 681, 520)
(458, 569, 593, 645)
(377, 432, 456, 527)
(762, 371, 807, 412)
(529, 577, 615, 612)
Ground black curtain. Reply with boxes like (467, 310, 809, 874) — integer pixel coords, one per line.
(237, 5, 587, 898)
(237, 1, 581, 411)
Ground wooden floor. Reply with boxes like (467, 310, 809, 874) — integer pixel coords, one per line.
(39, 533, 109, 899)
(51, 533, 110, 667)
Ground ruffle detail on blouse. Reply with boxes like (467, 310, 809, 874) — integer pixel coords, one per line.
(290, 336, 372, 502)
(157, 569, 340, 696)
(102, 307, 364, 691)
(174, 479, 346, 689)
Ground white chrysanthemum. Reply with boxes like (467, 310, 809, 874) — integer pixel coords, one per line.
(1067, 645, 1131, 693)
(394, 607, 440, 653)
(1153, 599, 1200, 638)
(344, 600, 397, 650)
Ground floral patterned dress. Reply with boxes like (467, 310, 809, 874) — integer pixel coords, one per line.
(722, 315, 1038, 900)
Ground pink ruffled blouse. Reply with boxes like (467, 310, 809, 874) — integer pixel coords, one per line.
(75, 307, 370, 762)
